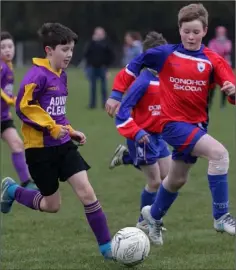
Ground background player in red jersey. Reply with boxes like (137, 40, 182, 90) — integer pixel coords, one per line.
(108, 32, 171, 232)
(110, 3, 235, 245)
(1, 31, 37, 190)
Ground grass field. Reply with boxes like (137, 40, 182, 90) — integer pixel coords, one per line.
(1, 68, 235, 270)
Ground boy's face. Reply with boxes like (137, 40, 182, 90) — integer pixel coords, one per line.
(179, 20, 207, 51)
(0, 38, 15, 62)
(46, 41, 75, 70)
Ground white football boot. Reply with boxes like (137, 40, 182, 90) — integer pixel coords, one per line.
(141, 205, 163, 245)
(136, 220, 149, 233)
(136, 218, 167, 233)
(214, 213, 235, 235)
(109, 144, 128, 169)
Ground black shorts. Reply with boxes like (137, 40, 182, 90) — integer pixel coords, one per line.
(25, 140, 90, 196)
(1, 119, 15, 134)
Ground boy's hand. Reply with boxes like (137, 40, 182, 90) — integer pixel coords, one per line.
(138, 134, 150, 144)
(71, 130, 87, 145)
(50, 125, 69, 139)
(57, 126, 69, 139)
(221, 81, 235, 96)
(105, 98, 121, 118)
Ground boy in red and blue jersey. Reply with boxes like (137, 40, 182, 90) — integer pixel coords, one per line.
(107, 32, 171, 232)
(110, 4, 235, 245)
(1, 23, 112, 259)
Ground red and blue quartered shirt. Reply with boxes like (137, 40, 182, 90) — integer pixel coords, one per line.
(112, 44, 235, 131)
(115, 69, 162, 141)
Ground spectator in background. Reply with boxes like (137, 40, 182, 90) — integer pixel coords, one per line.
(83, 27, 114, 109)
(122, 31, 143, 66)
(208, 26, 232, 109)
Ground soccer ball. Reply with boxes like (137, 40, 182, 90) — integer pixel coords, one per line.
(111, 227, 150, 266)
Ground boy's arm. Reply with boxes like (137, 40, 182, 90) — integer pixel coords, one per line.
(1, 89, 16, 105)
(106, 46, 167, 117)
(112, 45, 167, 96)
(16, 76, 62, 139)
(115, 78, 149, 141)
(209, 54, 235, 105)
(0, 64, 15, 105)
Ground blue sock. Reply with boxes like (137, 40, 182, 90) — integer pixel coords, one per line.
(208, 174, 229, 220)
(150, 184, 178, 220)
(8, 184, 19, 199)
(99, 242, 111, 255)
(139, 189, 157, 222)
(122, 152, 133, 165)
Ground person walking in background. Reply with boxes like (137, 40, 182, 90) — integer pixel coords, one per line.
(122, 31, 143, 66)
(208, 26, 233, 109)
(83, 27, 114, 109)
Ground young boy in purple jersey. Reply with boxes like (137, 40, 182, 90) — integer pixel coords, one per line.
(1, 23, 112, 259)
(107, 32, 171, 232)
(1, 31, 37, 190)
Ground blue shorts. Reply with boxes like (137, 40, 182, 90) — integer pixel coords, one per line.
(127, 134, 170, 166)
(162, 122, 207, 164)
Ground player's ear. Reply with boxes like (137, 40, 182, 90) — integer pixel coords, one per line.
(45, 46, 53, 56)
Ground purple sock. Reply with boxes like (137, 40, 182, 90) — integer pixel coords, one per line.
(84, 200, 111, 245)
(12, 152, 30, 183)
(15, 187, 43, 210)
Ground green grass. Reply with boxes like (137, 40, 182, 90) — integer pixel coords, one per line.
(1, 68, 235, 270)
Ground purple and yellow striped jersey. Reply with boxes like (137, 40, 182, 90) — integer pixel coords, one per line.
(16, 58, 72, 149)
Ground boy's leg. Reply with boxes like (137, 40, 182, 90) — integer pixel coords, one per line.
(137, 162, 160, 230)
(68, 172, 112, 258)
(109, 144, 133, 169)
(157, 140, 171, 180)
(1, 146, 62, 214)
(137, 137, 171, 231)
(60, 141, 112, 259)
(192, 134, 235, 235)
(128, 137, 159, 226)
(1, 123, 37, 190)
(142, 122, 205, 245)
(1, 177, 60, 213)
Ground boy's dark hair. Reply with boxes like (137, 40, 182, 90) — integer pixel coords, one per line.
(178, 3, 208, 28)
(38, 22, 78, 50)
(1, 31, 13, 42)
(143, 31, 167, 52)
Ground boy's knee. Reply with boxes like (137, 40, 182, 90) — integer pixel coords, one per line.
(209, 149, 229, 175)
(166, 175, 188, 191)
(46, 202, 61, 213)
(41, 196, 61, 213)
(148, 178, 161, 191)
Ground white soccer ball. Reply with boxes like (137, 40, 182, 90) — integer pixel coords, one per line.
(111, 227, 150, 266)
